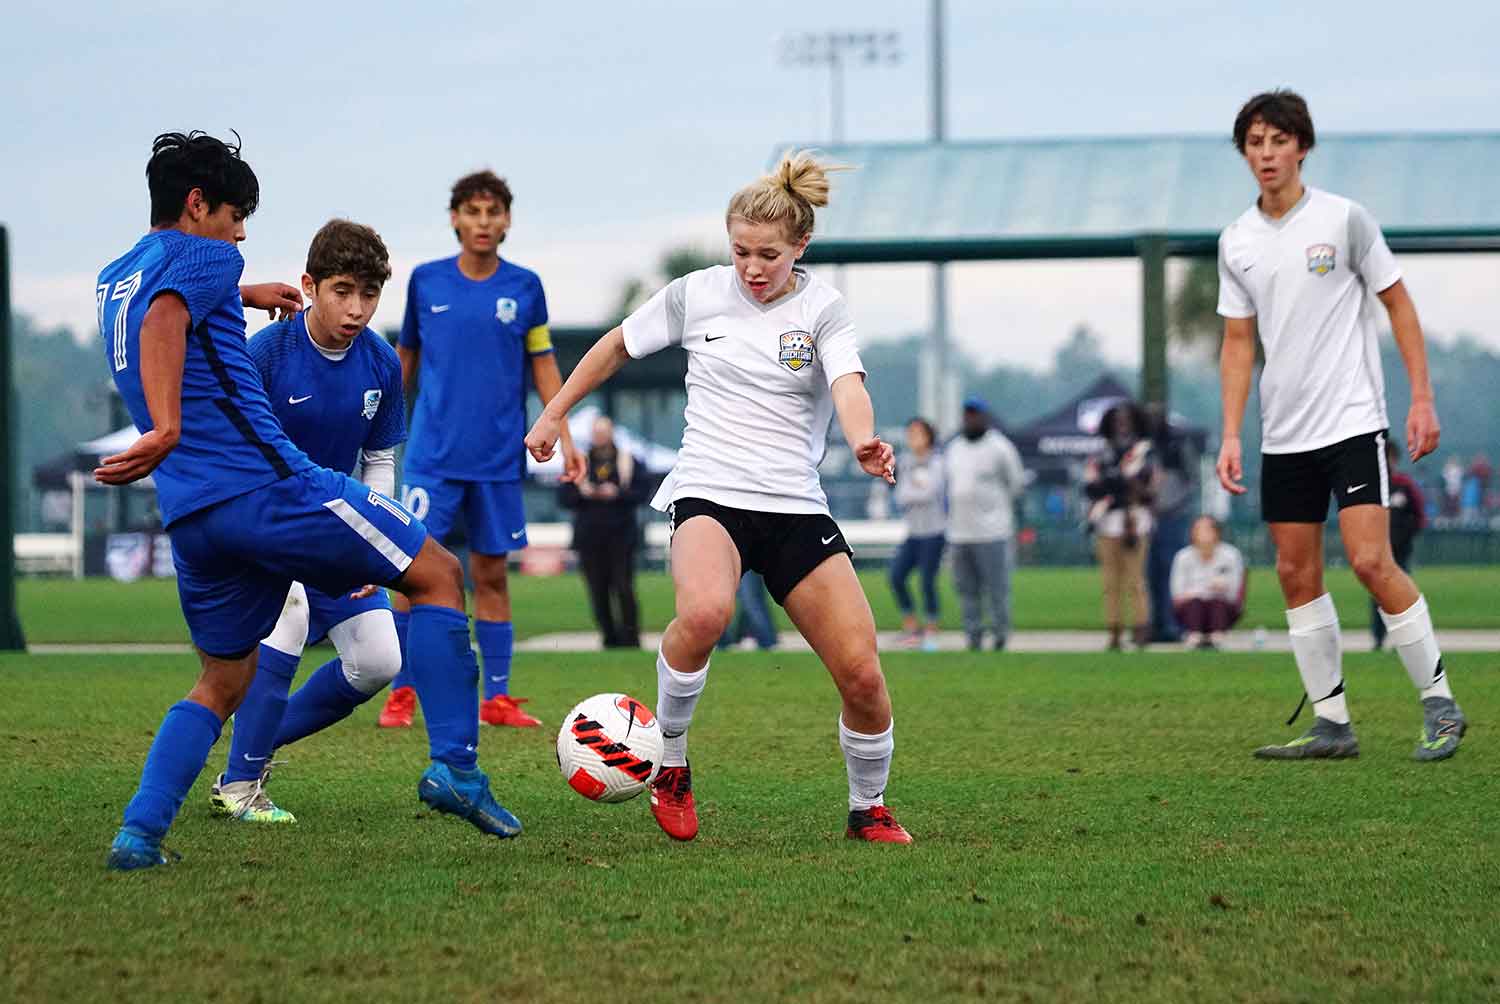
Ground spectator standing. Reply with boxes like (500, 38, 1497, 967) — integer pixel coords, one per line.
(1441, 456, 1463, 518)
(1170, 515, 1246, 648)
(1085, 400, 1157, 650)
(1145, 402, 1199, 643)
(560, 415, 645, 648)
(889, 418, 946, 650)
(946, 398, 1026, 651)
(1372, 439, 1426, 649)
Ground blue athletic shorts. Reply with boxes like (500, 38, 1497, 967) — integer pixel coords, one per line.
(398, 476, 526, 555)
(170, 466, 426, 659)
(303, 583, 393, 645)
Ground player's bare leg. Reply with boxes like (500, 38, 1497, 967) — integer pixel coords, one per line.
(1340, 505, 1465, 759)
(469, 553, 538, 727)
(650, 516, 740, 841)
(1254, 522, 1358, 759)
(784, 554, 911, 844)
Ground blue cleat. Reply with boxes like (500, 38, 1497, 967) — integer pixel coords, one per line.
(106, 827, 180, 871)
(418, 762, 522, 839)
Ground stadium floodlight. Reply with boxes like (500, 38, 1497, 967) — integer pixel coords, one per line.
(777, 30, 903, 143)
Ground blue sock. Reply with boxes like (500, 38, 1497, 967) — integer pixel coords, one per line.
(223, 645, 298, 783)
(476, 619, 514, 699)
(121, 700, 223, 840)
(390, 609, 412, 691)
(408, 604, 479, 770)
(274, 657, 373, 748)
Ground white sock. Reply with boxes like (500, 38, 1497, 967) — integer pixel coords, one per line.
(656, 647, 707, 768)
(1286, 594, 1349, 724)
(838, 717, 893, 811)
(1378, 595, 1453, 701)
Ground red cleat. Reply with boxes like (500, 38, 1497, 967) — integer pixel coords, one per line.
(845, 806, 913, 844)
(649, 764, 698, 841)
(480, 694, 541, 728)
(377, 686, 416, 728)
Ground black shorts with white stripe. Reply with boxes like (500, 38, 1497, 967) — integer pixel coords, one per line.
(1260, 429, 1390, 524)
(668, 496, 854, 605)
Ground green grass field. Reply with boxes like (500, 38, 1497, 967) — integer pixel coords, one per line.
(1, 649, 1495, 1002)
(16, 564, 1500, 644)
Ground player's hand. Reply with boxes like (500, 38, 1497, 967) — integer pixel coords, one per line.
(525, 411, 564, 463)
(1405, 399, 1440, 462)
(1216, 437, 1246, 495)
(855, 436, 896, 484)
(348, 584, 380, 600)
(240, 282, 303, 320)
(94, 429, 178, 485)
(595, 482, 620, 499)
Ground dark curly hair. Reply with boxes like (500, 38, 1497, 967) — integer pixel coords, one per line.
(305, 219, 392, 287)
(147, 130, 259, 226)
(1232, 89, 1315, 158)
(449, 170, 513, 212)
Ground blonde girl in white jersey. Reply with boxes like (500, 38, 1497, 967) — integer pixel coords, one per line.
(525, 151, 912, 844)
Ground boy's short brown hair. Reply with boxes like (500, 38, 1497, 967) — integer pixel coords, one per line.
(1233, 89, 1316, 156)
(449, 170, 513, 212)
(305, 219, 392, 286)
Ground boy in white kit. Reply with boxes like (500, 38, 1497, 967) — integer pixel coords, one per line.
(1215, 89, 1466, 760)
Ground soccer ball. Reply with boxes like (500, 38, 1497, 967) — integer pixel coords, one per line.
(556, 693, 664, 803)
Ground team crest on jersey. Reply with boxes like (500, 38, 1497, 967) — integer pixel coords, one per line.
(496, 297, 518, 323)
(778, 330, 815, 372)
(1306, 243, 1336, 275)
(362, 389, 381, 420)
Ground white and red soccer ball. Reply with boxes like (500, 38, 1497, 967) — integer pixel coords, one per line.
(556, 693, 664, 803)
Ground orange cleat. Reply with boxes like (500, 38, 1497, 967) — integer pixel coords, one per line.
(480, 694, 541, 728)
(377, 686, 416, 728)
(845, 806, 913, 844)
(649, 764, 699, 841)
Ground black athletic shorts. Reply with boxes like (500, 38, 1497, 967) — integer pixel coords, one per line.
(668, 497, 854, 605)
(1261, 429, 1390, 524)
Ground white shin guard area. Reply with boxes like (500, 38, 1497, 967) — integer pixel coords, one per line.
(327, 609, 403, 696)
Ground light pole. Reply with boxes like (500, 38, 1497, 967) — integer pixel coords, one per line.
(778, 31, 902, 145)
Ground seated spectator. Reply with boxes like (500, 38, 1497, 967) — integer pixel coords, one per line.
(1169, 515, 1246, 649)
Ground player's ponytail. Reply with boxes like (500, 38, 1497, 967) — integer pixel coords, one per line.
(726, 149, 848, 243)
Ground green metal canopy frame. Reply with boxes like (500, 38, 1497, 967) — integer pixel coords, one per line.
(1, 226, 26, 649)
(795, 133, 1500, 408)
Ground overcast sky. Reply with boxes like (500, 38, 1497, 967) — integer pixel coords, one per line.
(4, 0, 1498, 370)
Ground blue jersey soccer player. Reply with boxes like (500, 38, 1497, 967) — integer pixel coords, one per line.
(207, 219, 410, 823)
(98, 132, 523, 871)
(379, 170, 584, 731)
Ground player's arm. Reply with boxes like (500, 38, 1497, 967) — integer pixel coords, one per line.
(397, 346, 418, 398)
(240, 282, 303, 320)
(529, 349, 587, 482)
(831, 373, 895, 485)
(1377, 280, 1440, 461)
(1216, 316, 1256, 495)
(525, 327, 631, 465)
(95, 294, 189, 485)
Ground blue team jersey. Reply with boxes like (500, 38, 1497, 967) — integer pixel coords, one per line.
(398, 256, 552, 481)
(96, 231, 313, 526)
(248, 313, 406, 476)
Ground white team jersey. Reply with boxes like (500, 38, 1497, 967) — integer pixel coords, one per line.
(1217, 186, 1402, 454)
(623, 265, 864, 514)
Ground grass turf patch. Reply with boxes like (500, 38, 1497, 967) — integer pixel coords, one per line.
(1, 649, 1495, 1002)
(17, 564, 1500, 644)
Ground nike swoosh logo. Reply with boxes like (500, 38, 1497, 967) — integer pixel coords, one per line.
(705, 334, 727, 342)
(821, 534, 839, 545)
(511, 530, 525, 539)
(430, 304, 451, 313)
(288, 394, 312, 405)
(243, 753, 269, 762)
(1242, 264, 1254, 272)
(1347, 483, 1368, 493)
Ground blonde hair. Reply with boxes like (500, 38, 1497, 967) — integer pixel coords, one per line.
(725, 149, 847, 243)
